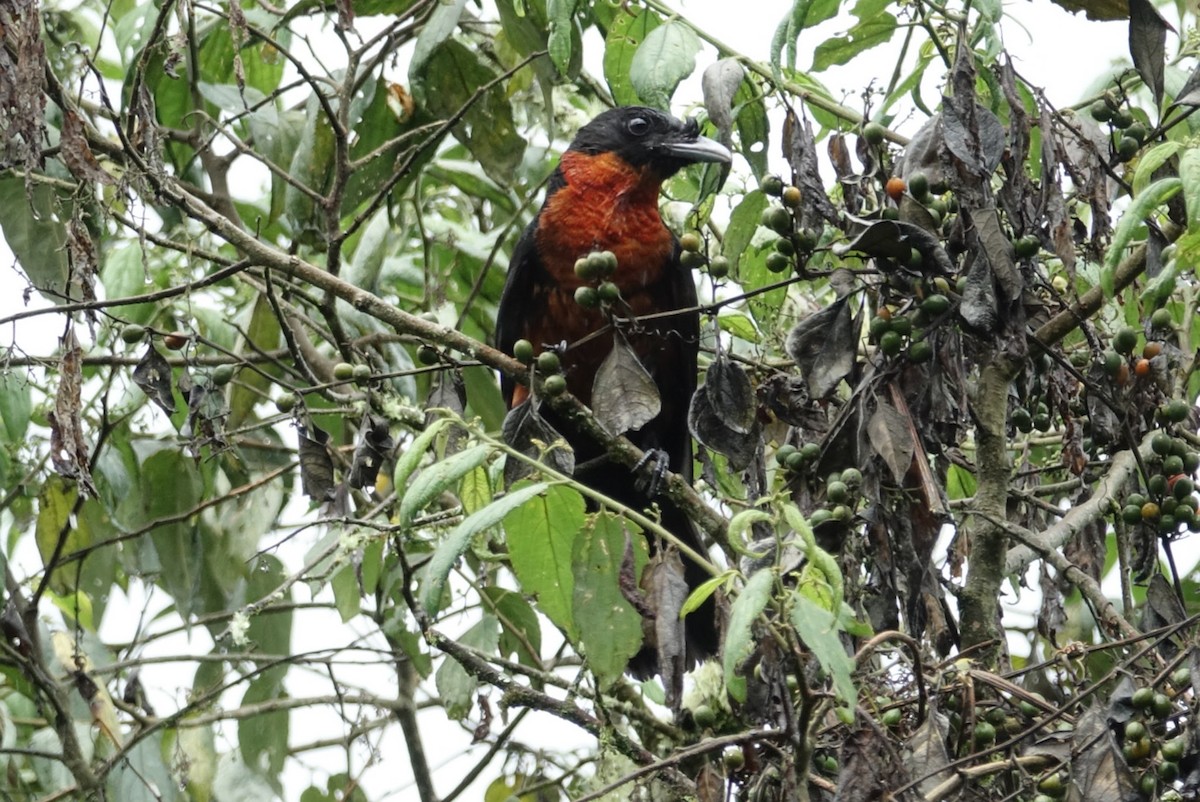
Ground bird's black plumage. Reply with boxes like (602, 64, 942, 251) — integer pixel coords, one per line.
(496, 107, 730, 677)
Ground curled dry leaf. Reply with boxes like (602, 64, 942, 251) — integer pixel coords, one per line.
(501, 399, 575, 487)
(592, 334, 661, 436)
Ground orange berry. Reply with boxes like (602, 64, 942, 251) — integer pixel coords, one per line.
(885, 176, 906, 201)
(1143, 341, 1163, 359)
(1116, 363, 1131, 385)
(163, 332, 189, 350)
(1134, 358, 1151, 377)
(1141, 501, 1160, 520)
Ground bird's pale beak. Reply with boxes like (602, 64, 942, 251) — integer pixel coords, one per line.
(661, 135, 732, 165)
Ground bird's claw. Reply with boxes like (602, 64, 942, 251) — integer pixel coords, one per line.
(633, 448, 671, 497)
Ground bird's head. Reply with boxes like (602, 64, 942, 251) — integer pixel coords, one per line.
(567, 106, 731, 179)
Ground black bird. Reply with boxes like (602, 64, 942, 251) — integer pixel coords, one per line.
(496, 106, 730, 677)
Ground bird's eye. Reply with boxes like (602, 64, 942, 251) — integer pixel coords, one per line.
(627, 116, 650, 136)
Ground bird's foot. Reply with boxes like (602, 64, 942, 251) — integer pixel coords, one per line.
(633, 448, 671, 497)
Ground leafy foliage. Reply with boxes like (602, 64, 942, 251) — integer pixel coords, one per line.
(1, 0, 1199, 800)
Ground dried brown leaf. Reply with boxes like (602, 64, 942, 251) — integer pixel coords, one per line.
(592, 336, 661, 436)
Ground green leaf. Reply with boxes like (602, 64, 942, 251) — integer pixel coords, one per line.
(572, 512, 646, 687)
(459, 465, 493, 517)
(0, 179, 70, 303)
(106, 732, 181, 802)
(724, 190, 769, 273)
(717, 311, 761, 343)
(228, 294, 281, 429)
(408, 0, 468, 80)
(35, 476, 80, 596)
(421, 482, 548, 615)
(1179, 147, 1200, 230)
(284, 93, 337, 231)
(244, 555, 292, 688)
(1101, 176, 1181, 296)
(393, 418, 454, 493)
(100, 245, 155, 325)
(1131, 141, 1182, 197)
(116, 450, 204, 618)
(629, 20, 700, 109)
(734, 77, 770, 179)
(505, 484, 586, 638)
(414, 40, 526, 176)
(546, 0, 576, 76)
(435, 614, 498, 719)
(603, 8, 661, 106)
(945, 463, 977, 500)
(681, 570, 733, 617)
(331, 563, 361, 622)
(0, 370, 32, 443)
(482, 587, 543, 667)
(723, 569, 774, 703)
(812, 11, 897, 71)
(790, 592, 857, 712)
(399, 444, 491, 527)
(239, 675, 289, 780)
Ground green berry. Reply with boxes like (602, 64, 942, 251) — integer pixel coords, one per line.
(920, 294, 950, 316)
(827, 480, 849, 504)
(679, 232, 702, 253)
(352, 364, 371, 381)
(708, 255, 730, 278)
(120, 324, 146, 344)
(906, 171, 930, 200)
(574, 256, 599, 281)
(781, 185, 802, 208)
(762, 206, 793, 235)
(513, 339, 535, 364)
(973, 720, 997, 745)
(274, 394, 296, 413)
(1117, 136, 1140, 161)
(908, 340, 934, 362)
(542, 374, 567, 396)
(1113, 327, 1138, 354)
(536, 351, 561, 374)
(840, 467, 863, 488)
(597, 281, 621, 303)
(1132, 687, 1154, 709)
(1090, 99, 1113, 122)
(333, 362, 355, 380)
(800, 442, 821, 461)
(766, 251, 792, 273)
(417, 345, 439, 365)
(212, 364, 235, 385)
(760, 175, 784, 196)
(574, 286, 600, 308)
(1150, 308, 1174, 330)
(863, 121, 886, 145)
(879, 330, 904, 356)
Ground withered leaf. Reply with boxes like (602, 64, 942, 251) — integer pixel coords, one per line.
(688, 381, 759, 471)
(958, 255, 999, 333)
(1037, 562, 1065, 645)
(181, 370, 230, 455)
(701, 58, 743, 149)
(1141, 573, 1186, 658)
(867, 400, 914, 484)
(836, 727, 910, 801)
(1129, 0, 1169, 106)
(904, 709, 953, 796)
(50, 327, 96, 496)
(642, 548, 689, 712)
(592, 336, 661, 436)
(60, 110, 113, 186)
(619, 531, 653, 618)
(349, 414, 394, 490)
(1174, 64, 1200, 107)
(786, 295, 857, 401)
(694, 764, 725, 802)
(838, 218, 955, 275)
(704, 354, 755, 434)
(941, 97, 1006, 178)
(501, 400, 575, 487)
(1071, 704, 1142, 802)
(782, 107, 839, 230)
(132, 345, 175, 414)
(972, 208, 1023, 301)
(298, 422, 336, 502)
